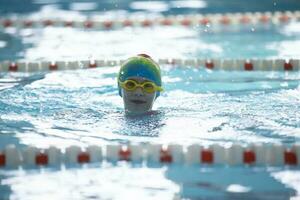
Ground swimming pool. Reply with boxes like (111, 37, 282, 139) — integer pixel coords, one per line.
(1, 0, 300, 199)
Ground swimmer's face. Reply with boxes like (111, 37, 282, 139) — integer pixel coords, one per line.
(121, 77, 157, 115)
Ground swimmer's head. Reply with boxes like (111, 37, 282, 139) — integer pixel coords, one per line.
(118, 54, 162, 98)
(118, 54, 163, 114)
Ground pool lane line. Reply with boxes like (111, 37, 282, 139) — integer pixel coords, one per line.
(0, 11, 299, 30)
(0, 59, 299, 72)
(0, 143, 299, 169)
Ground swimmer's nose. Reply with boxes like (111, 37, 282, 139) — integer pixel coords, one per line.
(133, 87, 144, 96)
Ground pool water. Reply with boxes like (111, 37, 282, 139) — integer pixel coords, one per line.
(1, 0, 300, 199)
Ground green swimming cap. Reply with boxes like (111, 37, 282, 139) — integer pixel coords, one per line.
(118, 55, 162, 98)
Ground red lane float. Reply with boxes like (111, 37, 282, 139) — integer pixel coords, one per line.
(243, 150, 256, 164)
(35, 153, 48, 165)
(119, 147, 131, 161)
(201, 149, 214, 163)
(0, 153, 6, 166)
(244, 61, 253, 71)
(77, 152, 90, 163)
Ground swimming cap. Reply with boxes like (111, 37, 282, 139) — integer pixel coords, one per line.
(118, 55, 162, 98)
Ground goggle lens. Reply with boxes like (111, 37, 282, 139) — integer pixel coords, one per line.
(143, 82, 155, 93)
(124, 81, 136, 90)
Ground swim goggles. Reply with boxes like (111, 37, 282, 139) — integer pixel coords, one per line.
(118, 79, 163, 93)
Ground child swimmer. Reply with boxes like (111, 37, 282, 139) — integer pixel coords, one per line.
(118, 54, 163, 115)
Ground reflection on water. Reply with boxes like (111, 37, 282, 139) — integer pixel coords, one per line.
(0, 164, 298, 199)
(166, 166, 297, 199)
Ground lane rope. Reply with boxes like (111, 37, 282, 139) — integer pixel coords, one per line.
(0, 11, 299, 30)
(0, 143, 299, 169)
(0, 58, 299, 72)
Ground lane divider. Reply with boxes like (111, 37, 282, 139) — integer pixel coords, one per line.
(0, 143, 299, 169)
(0, 11, 299, 30)
(0, 59, 299, 72)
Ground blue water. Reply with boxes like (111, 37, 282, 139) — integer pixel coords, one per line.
(1, 0, 300, 199)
